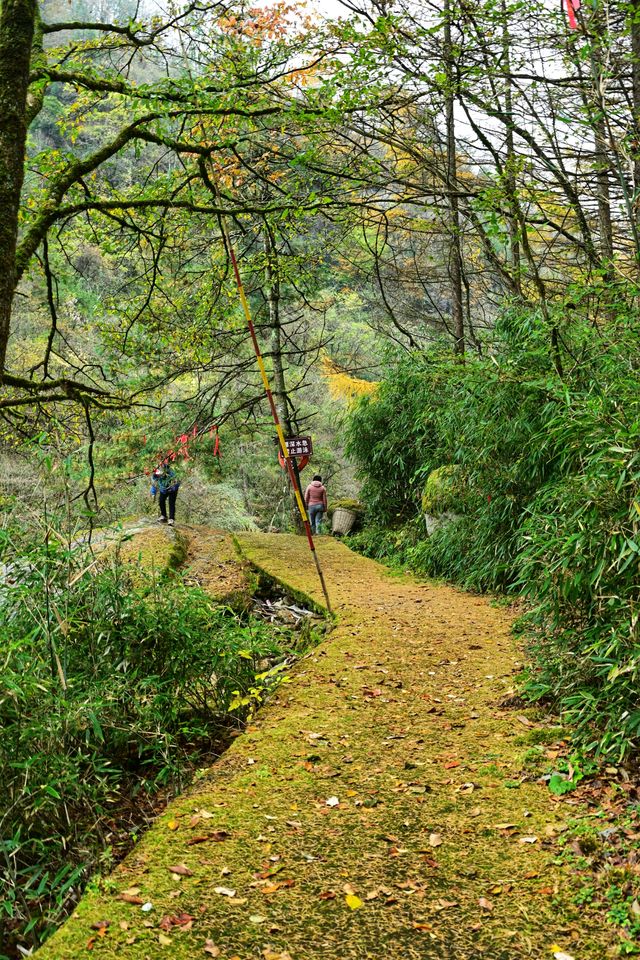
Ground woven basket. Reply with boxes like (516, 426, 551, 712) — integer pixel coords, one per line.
(331, 507, 357, 536)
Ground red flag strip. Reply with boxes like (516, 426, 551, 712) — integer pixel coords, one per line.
(566, 0, 580, 29)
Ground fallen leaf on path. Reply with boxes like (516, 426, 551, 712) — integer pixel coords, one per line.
(158, 933, 172, 947)
(159, 913, 195, 931)
(413, 922, 433, 931)
(345, 893, 364, 910)
(256, 864, 284, 880)
(434, 899, 458, 911)
(119, 892, 143, 905)
(326, 796, 340, 807)
(429, 833, 443, 847)
(203, 942, 220, 957)
(167, 864, 193, 876)
(262, 880, 295, 894)
(478, 897, 493, 911)
(187, 831, 229, 845)
(167, 819, 179, 831)
(249, 915, 267, 924)
(141, 902, 153, 912)
(90, 920, 110, 932)
(318, 891, 336, 900)
(516, 716, 534, 727)
(551, 949, 575, 960)
(519, 836, 538, 844)
(118, 887, 144, 907)
(494, 823, 518, 831)
(213, 886, 236, 897)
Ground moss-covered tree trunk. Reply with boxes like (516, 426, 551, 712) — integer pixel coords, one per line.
(0, 0, 36, 379)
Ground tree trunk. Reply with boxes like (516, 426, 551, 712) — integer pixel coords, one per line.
(264, 221, 303, 530)
(0, 0, 37, 379)
(501, 0, 521, 296)
(631, 0, 640, 267)
(443, 0, 464, 356)
(594, 113, 614, 268)
(264, 224, 292, 436)
(590, 7, 614, 271)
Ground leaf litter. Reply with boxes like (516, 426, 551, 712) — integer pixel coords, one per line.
(38, 532, 622, 960)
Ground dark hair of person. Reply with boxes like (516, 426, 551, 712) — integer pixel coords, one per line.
(313, 474, 322, 482)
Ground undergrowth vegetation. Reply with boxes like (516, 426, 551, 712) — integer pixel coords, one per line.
(345, 307, 640, 761)
(0, 518, 298, 957)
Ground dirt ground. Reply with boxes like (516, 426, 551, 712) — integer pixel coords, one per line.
(37, 532, 615, 960)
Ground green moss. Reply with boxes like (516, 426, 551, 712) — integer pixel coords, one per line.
(421, 464, 465, 514)
(37, 532, 616, 960)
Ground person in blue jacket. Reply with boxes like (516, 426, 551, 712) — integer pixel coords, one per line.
(151, 463, 180, 526)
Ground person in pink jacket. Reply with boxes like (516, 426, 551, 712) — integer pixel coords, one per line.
(304, 474, 328, 535)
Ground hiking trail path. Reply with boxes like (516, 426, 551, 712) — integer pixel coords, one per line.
(38, 530, 611, 960)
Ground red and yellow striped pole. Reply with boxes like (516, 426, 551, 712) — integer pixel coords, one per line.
(216, 200, 332, 615)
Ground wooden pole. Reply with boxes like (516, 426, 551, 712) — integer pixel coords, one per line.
(214, 192, 332, 615)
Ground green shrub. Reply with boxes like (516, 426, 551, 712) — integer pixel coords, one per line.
(344, 308, 640, 758)
(0, 521, 287, 955)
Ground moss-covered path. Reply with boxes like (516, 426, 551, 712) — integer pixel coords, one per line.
(38, 533, 612, 959)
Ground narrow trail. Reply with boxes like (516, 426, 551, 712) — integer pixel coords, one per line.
(39, 532, 611, 959)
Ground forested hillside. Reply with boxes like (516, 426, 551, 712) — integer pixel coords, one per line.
(1, 0, 640, 954)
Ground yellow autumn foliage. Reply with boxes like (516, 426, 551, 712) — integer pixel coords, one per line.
(320, 356, 378, 402)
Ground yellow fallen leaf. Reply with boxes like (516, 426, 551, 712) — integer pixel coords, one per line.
(167, 819, 179, 831)
(158, 933, 172, 946)
(345, 893, 364, 910)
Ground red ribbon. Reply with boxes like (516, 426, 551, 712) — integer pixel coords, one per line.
(565, 0, 580, 29)
(146, 422, 220, 470)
